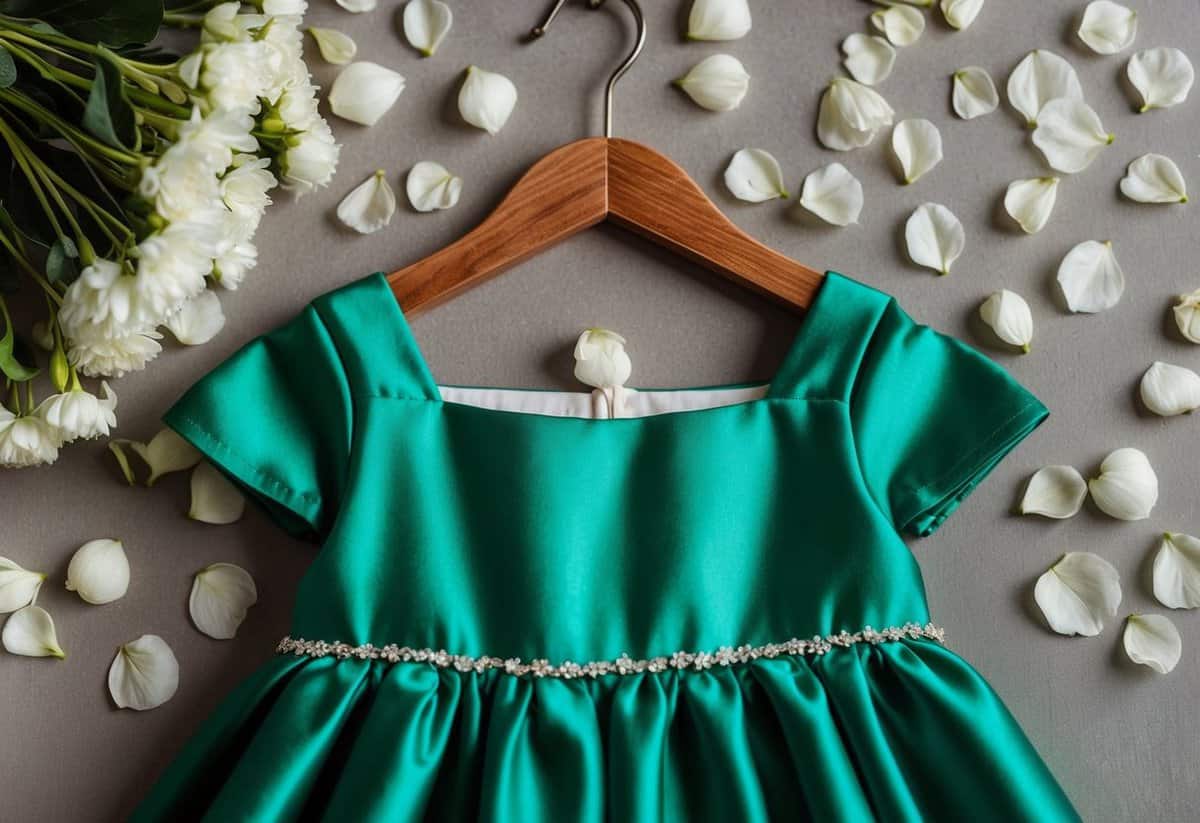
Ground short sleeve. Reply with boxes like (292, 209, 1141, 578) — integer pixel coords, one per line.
(849, 298, 1048, 537)
(161, 302, 354, 541)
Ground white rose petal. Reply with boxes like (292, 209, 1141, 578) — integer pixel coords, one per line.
(1032, 98, 1113, 173)
(1153, 532, 1200, 609)
(1139, 361, 1200, 416)
(1120, 153, 1188, 204)
(108, 635, 179, 710)
(1019, 465, 1088, 519)
(952, 66, 999, 119)
(574, 328, 631, 389)
(1034, 552, 1122, 636)
(1127, 47, 1194, 112)
(724, 148, 789, 203)
(165, 290, 225, 345)
(891, 118, 943, 184)
(1173, 289, 1200, 343)
(1078, 1, 1137, 55)
(336, 170, 397, 234)
(2, 605, 65, 658)
(65, 538, 130, 605)
(1056, 240, 1124, 313)
(980, 289, 1034, 352)
(0, 557, 46, 613)
(1007, 50, 1084, 128)
(189, 461, 246, 525)
(307, 27, 357, 65)
(941, 0, 983, 30)
(328, 62, 405, 126)
(1088, 447, 1158, 521)
(841, 34, 896, 86)
(674, 54, 750, 112)
(1123, 614, 1181, 673)
(458, 65, 518, 135)
(870, 5, 925, 47)
(402, 0, 453, 57)
(335, 0, 376, 12)
(816, 77, 895, 151)
(133, 427, 201, 486)
(189, 563, 258, 640)
(798, 162, 863, 227)
(1004, 176, 1059, 234)
(904, 203, 964, 275)
(406, 161, 463, 212)
(687, 0, 752, 41)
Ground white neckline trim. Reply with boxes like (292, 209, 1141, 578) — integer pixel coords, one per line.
(436, 384, 770, 419)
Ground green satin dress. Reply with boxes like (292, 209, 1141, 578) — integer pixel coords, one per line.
(133, 270, 1080, 822)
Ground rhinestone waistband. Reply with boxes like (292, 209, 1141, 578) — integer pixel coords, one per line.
(275, 621, 946, 680)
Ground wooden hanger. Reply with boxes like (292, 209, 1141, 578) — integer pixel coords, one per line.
(386, 0, 825, 317)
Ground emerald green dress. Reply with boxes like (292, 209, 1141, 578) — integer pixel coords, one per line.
(133, 270, 1080, 822)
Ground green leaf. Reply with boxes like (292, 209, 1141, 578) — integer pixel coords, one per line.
(0, 316, 38, 382)
(82, 49, 139, 151)
(0, 0, 164, 48)
(45, 236, 79, 284)
(0, 46, 16, 90)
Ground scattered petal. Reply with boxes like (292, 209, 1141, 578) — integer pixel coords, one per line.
(337, 170, 397, 234)
(1020, 466, 1087, 518)
(108, 635, 179, 710)
(674, 54, 750, 111)
(841, 34, 896, 86)
(870, 5, 925, 47)
(458, 65, 518, 134)
(1004, 176, 1059, 233)
(307, 27, 357, 65)
(165, 290, 225, 345)
(2, 605, 64, 658)
(1077, 1, 1137, 54)
(952, 66, 999, 119)
(1123, 614, 1181, 673)
(941, 0, 983, 30)
(891, 118, 943, 184)
(107, 439, 138, 485)
(406, 161, 463, 212)
(1153, 532, 1200, 609)
(189, 462, 245, 525)
(904, 203, 964, 275)
(132, 428, 201, 487)
(1007, 50, 1084, 128)
(574, 328, 632, 389)
(1127, 47, 1194, 112)
(328, 62, 406, 126)
(980, 289, 1034, 352)
(1056, 239, 1124, 313)
(798, 162, 863, 226)
(1032, 98, 1113, 173)
(687, 0, 752, 41)
(65, 538, 130, 605)
(0, 557, 46, 613)
(816, 77, 895, 151)
(1088, 447, 1158, 520)
(724, 148, 789, 203)
(1139, 361, 1200, 416)
(1034, 552, 1122, 636)
(335, 0, 376, 11)
(1120, 153, 1188, 203)
(1173, 289, 1200, 343)
(402, 0, 453, 57)
(189, 563, 258, 640)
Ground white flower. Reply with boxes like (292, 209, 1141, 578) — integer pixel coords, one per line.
(458, 66, 518, 134)
(1019, 466, 1087, 519)
(337, 170, 397, 233)
(133, 427, 202, 486)
(1127, 47, 1194, 112)
(132, 216, 223, 324)
(329, 61, 405, 126)
(65, 538, 130, 605)
(904, 203, 964, 275)
(0, 408, 61, 467)
(1007, 50, 1084, 128)
(108, 635, 179, 710)
(1153, 532, 1200, 609)
(1032, 98, 1113, 173)
(2, 605, 65, 658)
(35, 381, 117, 442)
(221, 154, 275, 225)
(190, 461, 246, 524)
(952, 66, 999, 119)
(406, 161, 463, 212)
(262, 0, 307, 13)
(574, 328, 632, 389)
(335, 0, 376, 12)
(1078, 1, 1137, 54)
(891, 119, 942, 184)
(979, 289, 1033, 352)
(199, 41, 275, 112)
(941, 0, 983, 30)
(165, 291, 226, 345)
(1120, 153, 1187, 203)
(1139, 362, 1200, 416)
(0, 557, 46, 613)
(797, 162, 863, 227)
(1034, 552, 1122, 636)
(69, 326, 163, 379)
(841, 34, 895, 86)
(280, 116, 340, 194)
(674, 54, 750, 112)
(1123, 614, 1181, 673)
(402, 0, 453, 57)
(687, 0, 751, 41)
(58, 259, 139, 342)
(724, 148, 788, 203)
(1056, 240, 1124, 313)
(1088, 447, 1158, 520)
(870, 5, 924, 47)
(189, 563, 257, 639)
(816, 77, 894, 151)
(1004, 176, 1059, 234)
(307, 27, 356, 64)
(1173, 289, 1200, 343)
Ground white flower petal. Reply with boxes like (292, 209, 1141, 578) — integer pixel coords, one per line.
(1056, 239, 1124, 313)
(1123, 614, 1181, 673)
(842, 34, 896, 87)
(328, 62, 405, 126)
(941, 0, 983, 30)
(1120, 153, 1188, 204)
(1019, 465, 1087, 518)
(132, 427, 201, 487)
(674, 54, 750, 112)
(574, 328, 631, 389)
(1007, 50, 1084, 128)
(798, 162, 863, 227)
(458, 65, 517, 135)
(816, 78, 894, 151)
(1004, 176, 1059, 233)
(108, 634, 179, 710)
(336, 170, 397, 234)
(1139, 361, 1200, 416)
(65, 538, 130, 605)
(1127, 47, 1194, 112)
(1078, 1, 1137, 55)
(891, 119, 943, 184)
(307, 27, 357, 65)
(870, 5, 925, 47)
(1153, 532, 1200, 609)
(402, 0, 453, 57)
(1034, 552, 1122, 636)
(406, 161, 463, 212)
(335, 0, 376, 12)
(165, 290, 225, 346)
(904, 203, 964, 275)
(0, 557, 46, 613)
(724, 148, 789, 203)
(1032, 98, 1113, 173)
(189, 563, 258, 640)
(2, 605, 65, 658)
(1173, 288, 1200, 343)
(189, 461, 246, 525)
(952, 66, 999, 119)
(980, 289, 1034, 352)
(1088, 447, 1158, 520)
(687, 0, 752, 41)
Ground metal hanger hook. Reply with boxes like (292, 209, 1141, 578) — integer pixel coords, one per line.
(529, 0, 647, 139)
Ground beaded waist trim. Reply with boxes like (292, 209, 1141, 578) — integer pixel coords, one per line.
(275, 621, 946, 680)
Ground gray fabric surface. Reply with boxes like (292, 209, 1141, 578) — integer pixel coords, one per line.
(3, 1, 1198, 819)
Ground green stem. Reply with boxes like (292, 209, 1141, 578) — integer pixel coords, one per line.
(0, 119, 68, 242)
(0, 88, 142, 166)
(162, 12, 205, 28)
(0, 17, 181, 75)
(0, 229, 64, 306)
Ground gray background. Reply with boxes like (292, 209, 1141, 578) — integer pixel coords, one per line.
(3, 1, 1199, 819)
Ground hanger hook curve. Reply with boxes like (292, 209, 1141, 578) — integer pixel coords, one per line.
(529, 0, 647, 139)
